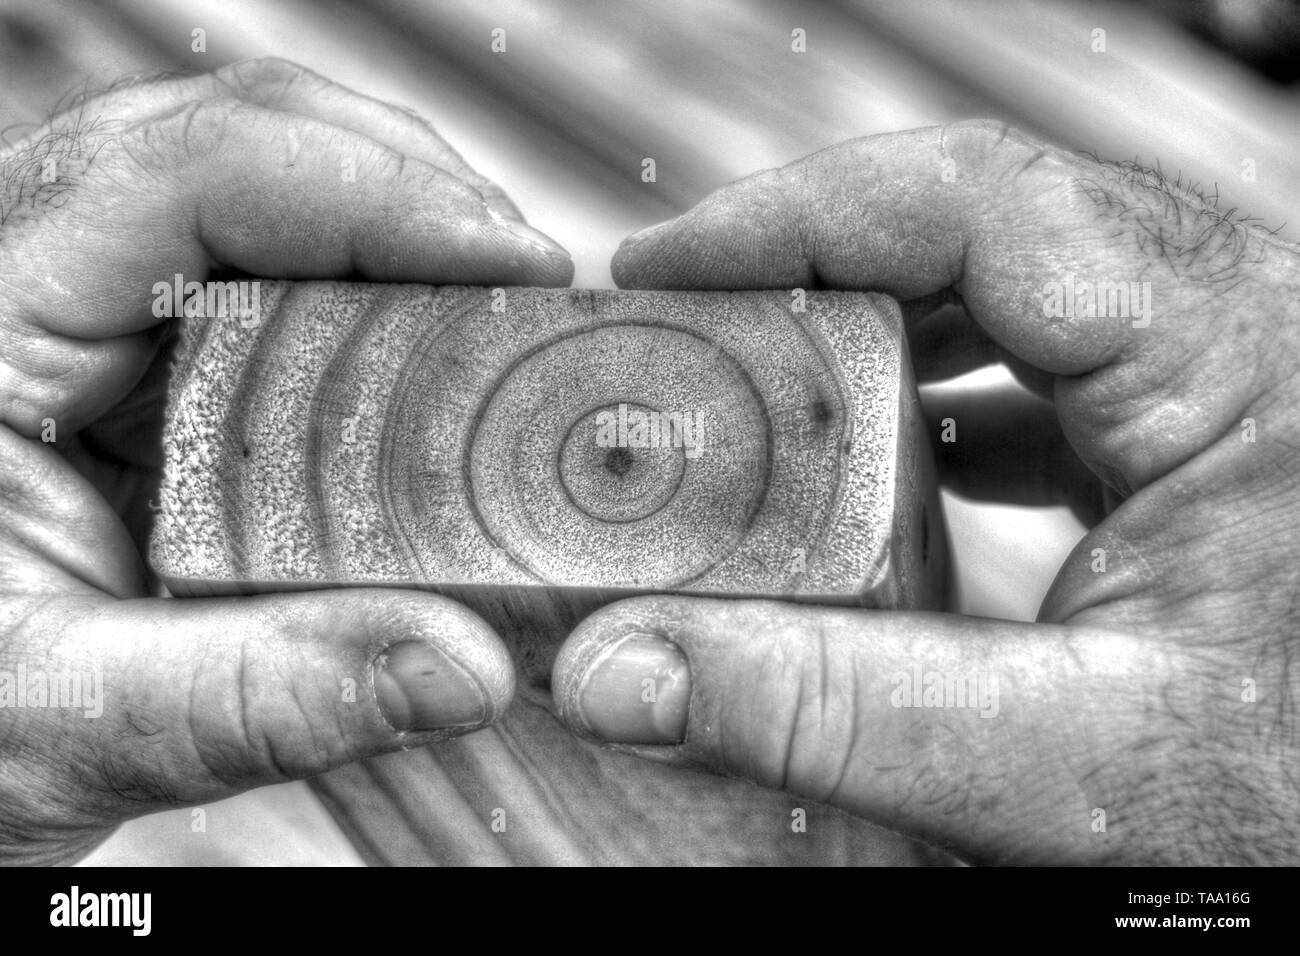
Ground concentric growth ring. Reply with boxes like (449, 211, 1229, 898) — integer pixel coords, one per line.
(556, 400, 688, 525)
(368, 289, 855, 593)
(466, 324, 770, 587)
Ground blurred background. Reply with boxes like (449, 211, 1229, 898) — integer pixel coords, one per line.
(2, 0, 1297, 864)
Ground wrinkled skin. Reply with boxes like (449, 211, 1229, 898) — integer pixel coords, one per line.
(553, 121, 1300, 864)
(0, 59, 567, 864)
(1, 60, 1296, 865)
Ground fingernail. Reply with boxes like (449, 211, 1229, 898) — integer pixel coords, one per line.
(575, 634, 690, 744)
(374, 641, 488, 732)
(489, 212, 571, 259)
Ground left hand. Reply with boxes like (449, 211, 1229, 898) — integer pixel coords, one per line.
(0, 58, 571, 864)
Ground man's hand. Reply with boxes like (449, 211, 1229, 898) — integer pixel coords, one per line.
(552, 120, 1300, 864)
(0, 58, 572, 864)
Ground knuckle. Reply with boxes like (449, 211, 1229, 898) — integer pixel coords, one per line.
(112, 99, 245, 172)
(723, 620, 860, 802)
(787, 631, 856, 799)
(187, 640, 349, 788)
(766, 647, 814, 791)
(939, 119, 1049, 177)
(942, 117, 1017, 150)
(170, 99, 253, 161)
(943, 117, 1015, 139)
(217, 57, 316, 97)
(716, 627, 825, 792)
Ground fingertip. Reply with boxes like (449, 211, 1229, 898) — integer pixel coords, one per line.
(611, 198, 813, 291)
(609, 220, 677, 289)
(608, 255, 640, 290)
(488, 214, 567, 258)
(609, 253, 640, 290)
(520, 245, 575, 288)
(460, 217, 575, 287)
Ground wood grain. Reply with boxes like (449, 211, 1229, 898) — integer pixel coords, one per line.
(151, 282, 945, 612)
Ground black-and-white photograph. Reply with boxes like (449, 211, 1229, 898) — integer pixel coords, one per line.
(0, 0, 1295, 913)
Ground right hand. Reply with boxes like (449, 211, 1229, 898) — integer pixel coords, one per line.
(548, 120, 1300, 864)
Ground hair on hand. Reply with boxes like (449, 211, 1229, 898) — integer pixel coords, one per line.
(0, 71, 194, 232)
(1072, 153, 1275, 292)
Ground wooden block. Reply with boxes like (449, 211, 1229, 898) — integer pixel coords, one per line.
(149, 281, 950, 867)
(149, 282, 945, 615)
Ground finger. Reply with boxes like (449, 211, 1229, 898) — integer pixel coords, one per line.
(0, 424, 146, 597)
(0, 100, 573, 435)
(6, 59, 526, 222)
(0, 318, 164, 445)
(551, 595, 1228, 865)
(611, 121, 1162, 372)
(216, 58, 526, 221)
(14, 99, 572, 325)
(611, 120, 1295, 494)
(1, 60, 563, 304)
(2, 72, 225, 154)
(1, 586, 514, 860)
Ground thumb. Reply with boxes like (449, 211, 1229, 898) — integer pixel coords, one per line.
(3, 589, 513, 835)
(552, 595, 1181, 865)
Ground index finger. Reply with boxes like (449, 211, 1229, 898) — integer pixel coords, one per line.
(0, 101, 573, 436)
(611, 120, 1285, 376)
(611, 121, 1300, 495)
